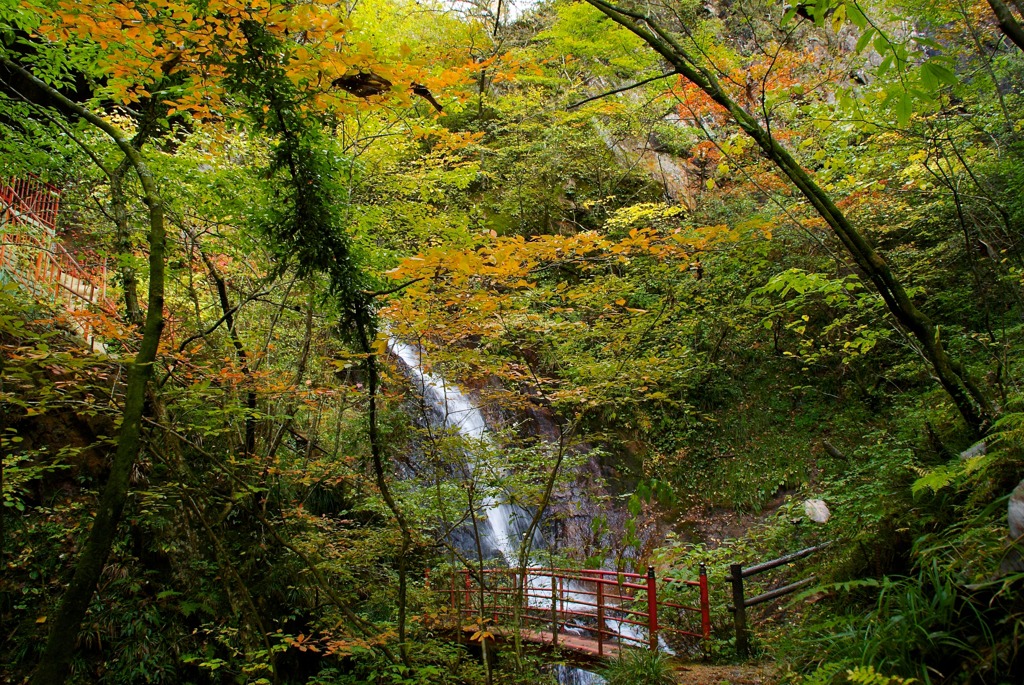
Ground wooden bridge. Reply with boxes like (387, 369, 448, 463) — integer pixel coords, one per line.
(428, 565, 710, 658)
(1, 177, 114, 351)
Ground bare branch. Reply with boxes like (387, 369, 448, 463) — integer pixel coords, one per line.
(567, 70, 679, 110)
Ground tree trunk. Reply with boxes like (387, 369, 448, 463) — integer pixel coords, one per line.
(109, 157, 144, 326)
(356, 312, 414, 668)
(986, 0, 1024, 51)
(1, 59, 168, 685)
(196, 239, 256, 456)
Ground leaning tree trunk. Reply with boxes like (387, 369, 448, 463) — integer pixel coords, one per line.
(584, 0, 993, 436)
(986, 0, 1024, 52)
(1, 58, 168, 685)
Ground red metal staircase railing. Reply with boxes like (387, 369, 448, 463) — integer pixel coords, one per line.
(1, 177, 60, 228)
(1, 177, 115, 350)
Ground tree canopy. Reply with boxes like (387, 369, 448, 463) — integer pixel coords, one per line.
(2, 0, 1024, 682)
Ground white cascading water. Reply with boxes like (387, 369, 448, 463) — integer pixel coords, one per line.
(389, 338, 651, 683)
(554, 665, 607, 685)
(389, 339, 536, 561)
(389, 339, 488, 440)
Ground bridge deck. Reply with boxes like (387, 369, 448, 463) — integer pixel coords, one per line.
(464, 625, 624, 659)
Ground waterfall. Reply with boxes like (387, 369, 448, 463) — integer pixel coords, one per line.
(389, 339, 487, 440)
(389, 339, 541, 562)
(389, 338, 644, 683)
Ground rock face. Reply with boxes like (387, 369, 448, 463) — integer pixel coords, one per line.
(960, 440, 987, 460)
(804, 499, 831, 524)
(1000, 480, 1024, 575)
(1010, 479, 1024, 541)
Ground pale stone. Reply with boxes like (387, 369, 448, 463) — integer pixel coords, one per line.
(804, 499, 830, 524)
(960, 441, 987, 460)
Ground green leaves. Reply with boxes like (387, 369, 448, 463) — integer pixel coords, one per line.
(752, 269, 861, 301)
(894, 90, 913, 128)
(911, 454, 994, 495)
(536, 1, 657, 79)
(893, 57, 959, 126)
(919, 60, 957, 91)
(824, 1, 960, 128)
(845, 666, 917, 685)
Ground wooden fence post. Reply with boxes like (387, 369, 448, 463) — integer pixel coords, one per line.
(596, 574, 604, 657)
(453, 572, 462, 645)
(729, 563, 748, 658)
(492, 572, 498, 625)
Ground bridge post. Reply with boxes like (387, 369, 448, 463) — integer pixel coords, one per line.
(699, 563, 711, 640)
(559, 575, 565, 617)
(550, 572, 558, 646)
(646, 565, 658, 651)
(595, 574, 604, 657)
(492, 570, 498, 625)
(463, 570, 472, 619)
(518, 571, 524, 624)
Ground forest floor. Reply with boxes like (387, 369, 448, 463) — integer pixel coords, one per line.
(671, 489, 798, 549)
(673, 661, 779, 684)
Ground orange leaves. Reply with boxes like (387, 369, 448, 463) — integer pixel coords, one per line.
(33, 0, 487, 120)
(444, 50, 525, 89)
(410, 126, 485, 152)
(670, 46, 823, 125)
(673, 79, 728, 123)
(284, 633, 321, 653)
(388, 219, 727, 294)
(689, 140, 721, 165)
(35, 0, 360, 115)
(382, 210, 749, 361)
(284, 3, 345, 39)
(323, 629, 395, 657)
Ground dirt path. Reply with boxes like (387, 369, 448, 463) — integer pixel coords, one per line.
(673, 662, 778, 685)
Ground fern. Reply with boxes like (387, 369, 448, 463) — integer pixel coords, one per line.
(846, 665, 916, 685)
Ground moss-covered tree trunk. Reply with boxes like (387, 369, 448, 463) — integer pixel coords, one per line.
(356, 313, 414, 668)
(1, 59, 167, 685)
(109, 157, 144, 327)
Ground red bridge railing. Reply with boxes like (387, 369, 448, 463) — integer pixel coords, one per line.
(428, 565, 710, 656)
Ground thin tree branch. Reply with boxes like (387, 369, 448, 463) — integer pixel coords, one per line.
(567, 70, 678, 110)
(365, 277, 426, 299)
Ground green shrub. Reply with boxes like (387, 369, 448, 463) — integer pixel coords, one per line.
(599, 649, 675, 685)
(789, 563, 1004, 683)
